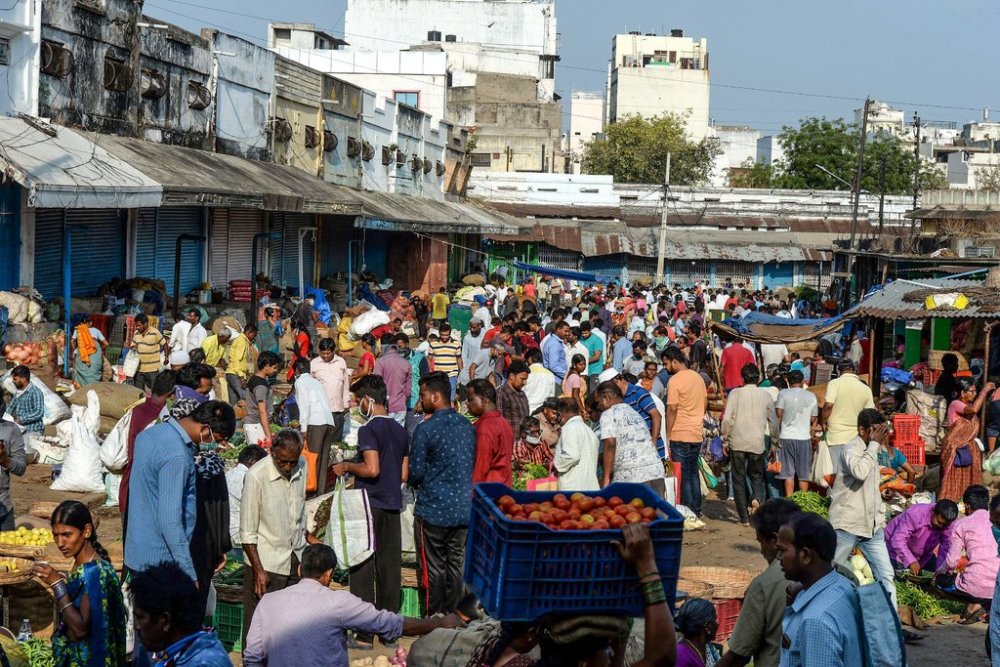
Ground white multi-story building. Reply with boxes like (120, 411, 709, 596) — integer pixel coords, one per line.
(0, 0, 40, 117)
(569, 91, 604, 174)
(606, 30, 710, 140)
(855, 100, 906, 137)
(756, 135, 786, 168)
(709, 125, 761, 186)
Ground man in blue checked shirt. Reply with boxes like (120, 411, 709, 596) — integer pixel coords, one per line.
(777, 512, 863, 667)
(8, 366, 44, 433)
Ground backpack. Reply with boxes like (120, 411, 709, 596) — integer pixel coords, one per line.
(837, 570, 907, 667)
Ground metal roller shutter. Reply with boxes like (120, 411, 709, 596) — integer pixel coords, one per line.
(209, 209, 264, 287)
(33, 210, 64, 300)
(270, 213, 316, 293)
(668, 259, 712, 288)
(537, 245, 581, 271)
(0, 184, 19, 291)
(135, 210, 157, 276)
(158, 208, 205, 296)
(65, 209, 124, 296)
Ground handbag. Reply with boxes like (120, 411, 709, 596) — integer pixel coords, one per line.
(954, 444, 973, 468)
(301, 447, 318, 493)
(526, 459, 559, 491)
(326, 479, 375, 568)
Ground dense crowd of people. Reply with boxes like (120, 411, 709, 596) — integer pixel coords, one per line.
(12, 274, 1000, 666)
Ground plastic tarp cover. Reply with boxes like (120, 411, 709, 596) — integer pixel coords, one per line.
(512, 261, 599, 283)
(711, 312, 848, 344)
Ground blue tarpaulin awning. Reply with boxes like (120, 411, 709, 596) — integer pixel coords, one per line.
(710, 312, 850, 344)
(513, 261, 599, 283)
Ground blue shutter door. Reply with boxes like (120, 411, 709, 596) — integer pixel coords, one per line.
(763, 262, 794, 289)
(136, 209, 157, 278)
(33, 210, 63, 300)
(65, 210, 124, 296)
(270, 213, 315, 293)
(0, 183, 19, 290)
(157, 208, 205, 296)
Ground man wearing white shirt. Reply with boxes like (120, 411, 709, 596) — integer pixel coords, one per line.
(225, 445, 268, 546)
(186, 309, 208, 351)
(523, 348, 555, 413)
(554, 397, 599, 491)
(293, 360, 336, 496)
(311, 338, 352, 441)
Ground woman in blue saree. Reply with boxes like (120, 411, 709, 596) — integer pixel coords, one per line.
(32, 500, 126, 667)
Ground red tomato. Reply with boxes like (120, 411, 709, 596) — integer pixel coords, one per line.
(558, 520, 575, 530)
(608, 496, 624, 508)
(615, 505, 632, 517)
(593, 497, 607, 508)
(640, 508, 657, 520)
(498, 495, 515, 510)
(568, 508, 582, 520)
(625, 512, 642, 524)
(594, 520, 610, 530)
(509, 504, 523, 516)
(523, 503, 540, 514)
(609, 515, 626, 528)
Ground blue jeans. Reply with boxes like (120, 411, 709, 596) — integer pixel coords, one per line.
(670, 441, 702, 516)
(990, 569, 1000, 665)
(834, 528, 898, 609)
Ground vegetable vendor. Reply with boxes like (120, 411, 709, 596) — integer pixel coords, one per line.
(935, 485, 1000, 625)
(885, 500, 958, 574)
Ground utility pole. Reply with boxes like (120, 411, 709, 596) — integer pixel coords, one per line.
(848, 97, 872, 253)
(878, 155, 887, 236)
(654, 152, 672, 287)
(910, 112, 922, 240)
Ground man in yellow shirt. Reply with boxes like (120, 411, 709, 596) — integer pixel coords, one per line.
(431, 287, 450, 326)
(200, 328, 232, 368)
(226, 324, 258, 407)
(131, 314, 164, 392)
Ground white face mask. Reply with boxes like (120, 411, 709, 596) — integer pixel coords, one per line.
(525, 435, 541, 445)
(359, 398, 375, 421)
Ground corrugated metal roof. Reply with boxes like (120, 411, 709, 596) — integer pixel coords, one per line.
(86, 132, 361, 214)
(354, 191, 520, 235)
(0, 117, 161, 208)
(847, 278, 997, 320)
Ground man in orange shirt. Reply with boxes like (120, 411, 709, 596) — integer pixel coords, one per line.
(466, 379, 513, 485)
(663, 346, 708, 517)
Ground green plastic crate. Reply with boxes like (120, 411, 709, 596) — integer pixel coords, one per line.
(212, 600, 243, 653)
(400, 587, 422, 618)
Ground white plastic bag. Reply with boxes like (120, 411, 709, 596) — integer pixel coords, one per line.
(24, 433, 67, 465)
(51, 397, 105, 494)
(104, 472, 121, 507)
(122, 349, 140, 378)
(326, 479, 375, 568)
(401, 486, 416, 556)
(349, 307, 390, 340)
(100, 411, 132, 473)
(811, 439, 834, 488)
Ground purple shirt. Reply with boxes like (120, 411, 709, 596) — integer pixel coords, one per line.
(941, 509, 1000, 600)
(244, 578, 403, 667)
(375, 347, 413, 414)
(885, 503, 952, 570)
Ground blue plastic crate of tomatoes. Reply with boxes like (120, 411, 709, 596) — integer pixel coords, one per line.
(464, 483, 684, 621)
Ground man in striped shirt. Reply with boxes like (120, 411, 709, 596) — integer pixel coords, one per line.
(131, 314, 165, 392)
(428, 323, 462, 401)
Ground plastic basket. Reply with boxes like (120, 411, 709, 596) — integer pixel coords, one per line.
(893, 415, 922, 445)
(712, 598, 742, 642)
(895, 438, 926, 467)
(465, 483, 684, 621)
(212, 601, 243, 653)
(400, 587, 422, 618)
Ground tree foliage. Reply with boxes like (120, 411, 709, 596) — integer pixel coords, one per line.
(729, 158, 774, 188)
(772, 116, 946, 194)
(581, 113, 720, 185)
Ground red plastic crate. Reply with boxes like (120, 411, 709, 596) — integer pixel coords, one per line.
(713, 598, 742, 642)
(892, 414, 922, 445)
(895, 438, 926, 467)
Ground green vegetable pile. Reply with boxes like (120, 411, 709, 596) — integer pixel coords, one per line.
(21, 638, 53, 667)
(789, 491, 831, 519)
(894, 580, 966, 619)
(512, 463, 550, 491)
(214, 558, 245, 586)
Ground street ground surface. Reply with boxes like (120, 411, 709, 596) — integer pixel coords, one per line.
(4, 468, 988, 665)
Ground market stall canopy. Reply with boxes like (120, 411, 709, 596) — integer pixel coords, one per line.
(512, 261, 599, 283)
(845, 277, 997, 320)
(0, 116, 161, 209)
(352, 191, 520, 235)
(710, 312, 847, 344)
(82, 132, 362, 215)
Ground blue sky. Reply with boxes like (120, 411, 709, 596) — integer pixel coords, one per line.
(143, 0, 1000, 136)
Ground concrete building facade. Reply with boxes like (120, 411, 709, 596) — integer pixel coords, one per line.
(569, 91, 604, 174)
(606, 30, 710, 140)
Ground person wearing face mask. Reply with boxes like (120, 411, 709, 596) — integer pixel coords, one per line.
(332, 375, 409, 650)
(124, 400, 236, 601)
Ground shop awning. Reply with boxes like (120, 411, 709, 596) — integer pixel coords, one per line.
(512, 261, 599, 283)
(81, 133, 362, 215)
(709, 312, 849, 344)
(353, 190, 520, 235)
(845, 277, 998, 320)
(0, 116, 161, 208)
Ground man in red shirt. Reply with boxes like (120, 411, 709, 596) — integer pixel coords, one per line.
(466, 378, 513, 485)
(720, 338, 757, 393)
